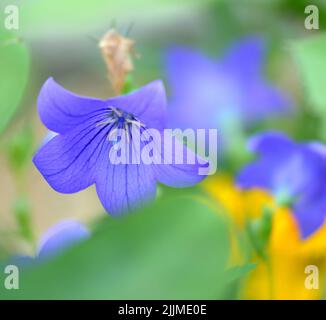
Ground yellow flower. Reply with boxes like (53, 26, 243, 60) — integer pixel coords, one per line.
(203, 174, 326, 300)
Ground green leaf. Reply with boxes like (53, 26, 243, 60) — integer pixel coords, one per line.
(259, 206, 273, 245)
(13, 196, 35, 245)
(5, 126, 34, 172)
(0, 197, 230, 299)
(292, 34, 326, 114)
(245, 205, 273, 260)
(0, 28, 29, 134)
(225, 264, 257, 284)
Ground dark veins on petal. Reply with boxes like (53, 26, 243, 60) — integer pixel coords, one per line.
(43, 106, 145, 179)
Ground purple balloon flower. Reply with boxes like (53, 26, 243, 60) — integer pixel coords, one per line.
(166, 37, 292, 131)
(38, 220, 90, 258)
(33, 78, 206, 215)
(236, 131, 326, 238)
(10, 220, 90, 265)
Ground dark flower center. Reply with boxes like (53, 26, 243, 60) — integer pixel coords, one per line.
(96, 106, 145, 142)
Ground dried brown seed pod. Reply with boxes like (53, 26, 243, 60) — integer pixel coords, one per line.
(99, 29, 136, 95)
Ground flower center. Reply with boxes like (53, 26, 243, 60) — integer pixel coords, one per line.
(96, 106, 145, 142)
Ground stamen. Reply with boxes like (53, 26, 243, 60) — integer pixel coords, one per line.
(97, 106, 145, 143)
(126, 119, 145, 127)
(96, 118, 116, 127)
(110, 106, 122, 117)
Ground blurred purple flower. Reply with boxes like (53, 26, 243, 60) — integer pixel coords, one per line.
(38, 220, 90, 258)
(10, 220, 90, 265)
(33, 78, 206, 215)
(166, 37, 293, 132)
(236, 131, 326, 238)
